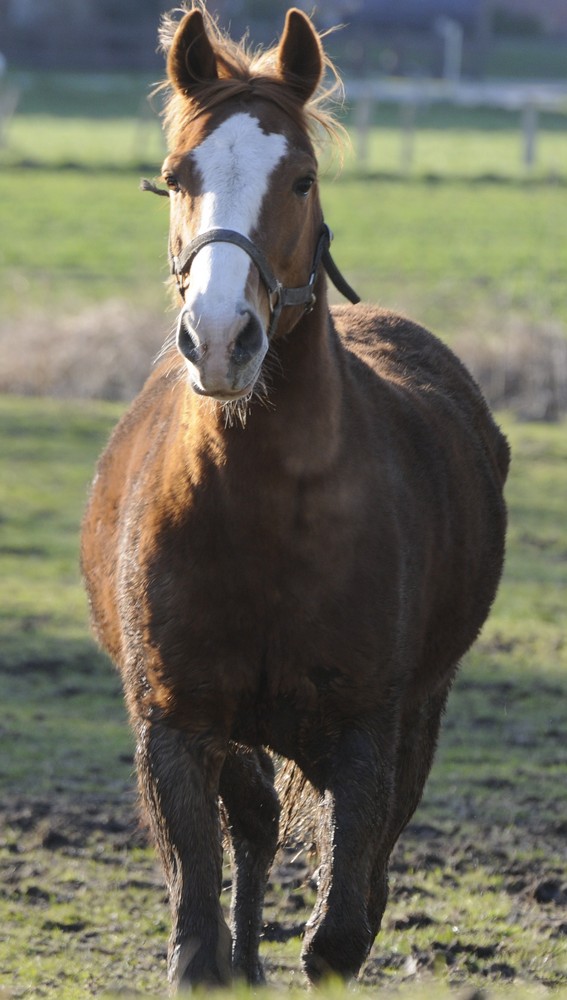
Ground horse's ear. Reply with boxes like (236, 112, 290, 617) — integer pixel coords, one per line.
(166, 9, 218, 94)
(277, 8, 323, 104)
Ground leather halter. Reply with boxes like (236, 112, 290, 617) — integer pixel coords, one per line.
(168, 223, 360, 340)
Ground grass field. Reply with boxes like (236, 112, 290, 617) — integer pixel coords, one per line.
(2, 166, 566, 324)
(2, 80, 567, 319)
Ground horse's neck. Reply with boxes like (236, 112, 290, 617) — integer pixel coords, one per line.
(267, 297, 344, 475)
(185, 291, 344, 479)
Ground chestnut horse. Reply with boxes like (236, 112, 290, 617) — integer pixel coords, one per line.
(81, 5, 509, 991)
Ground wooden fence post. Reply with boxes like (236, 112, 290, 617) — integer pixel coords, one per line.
(522, 103, 538, 169)
(400, 100, 417, 173)
(355, 94, 372, 170)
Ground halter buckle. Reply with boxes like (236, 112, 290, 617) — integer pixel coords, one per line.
(269, 282, 283, 312)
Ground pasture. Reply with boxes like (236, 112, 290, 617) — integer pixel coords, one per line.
(0, 72, 566, 997)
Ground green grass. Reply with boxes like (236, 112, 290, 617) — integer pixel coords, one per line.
(340, 107, 567, 181)
(0, 397, 566, 997)
(0, 169, 168, 314)
(5, 113, 165, 169)
(483, 37, 567, 80)
(0, 396, 122, 669)
(8, 71, 159, 118)
(325, 176, 567, 336)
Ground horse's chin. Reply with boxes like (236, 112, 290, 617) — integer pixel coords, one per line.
(187, 360, 263, 404)
(180, 341, 267, 405)
(190, 382, 255, 404)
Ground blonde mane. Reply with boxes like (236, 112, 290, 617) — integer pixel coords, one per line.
(156, 2, 346, 152)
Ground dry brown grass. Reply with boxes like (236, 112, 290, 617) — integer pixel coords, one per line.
(455, 315, 567, 421)
(1, 300, 566, 420)
(0, 299, 171, 402)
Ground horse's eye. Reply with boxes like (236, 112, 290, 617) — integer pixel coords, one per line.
(164, 174, 180, 193)
(293, 176, 315, 197)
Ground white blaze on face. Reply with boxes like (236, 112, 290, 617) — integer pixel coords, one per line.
(189, 113, 287, 315)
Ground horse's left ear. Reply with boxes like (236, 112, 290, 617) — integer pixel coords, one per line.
(277, 8, 323, 104)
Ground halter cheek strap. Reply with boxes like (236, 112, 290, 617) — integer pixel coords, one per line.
(172, 225, 339, 339)
(171, 229, 303, 341)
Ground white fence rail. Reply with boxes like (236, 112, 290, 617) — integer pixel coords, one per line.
(345, 79, 567, 170)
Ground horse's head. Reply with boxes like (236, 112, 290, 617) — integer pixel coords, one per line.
(159, 7, 328, 401)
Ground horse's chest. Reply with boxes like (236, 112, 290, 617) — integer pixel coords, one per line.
(203, 473, 366, 613)
(140, 471, 391, 713)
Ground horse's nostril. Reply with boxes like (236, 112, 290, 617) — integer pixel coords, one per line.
(177, 312, 202, 365)
(233, 312, 264, 366)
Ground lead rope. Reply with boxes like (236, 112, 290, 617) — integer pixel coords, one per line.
(322, 241, 360, 306)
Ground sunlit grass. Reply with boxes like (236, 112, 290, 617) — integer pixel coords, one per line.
(341, 119, 567, 182)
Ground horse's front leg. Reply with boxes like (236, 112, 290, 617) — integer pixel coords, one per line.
(301, 723, 394, 984)
(135, 716, 232, 990)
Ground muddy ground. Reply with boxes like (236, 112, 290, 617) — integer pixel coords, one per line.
(1, 663, 565, 998)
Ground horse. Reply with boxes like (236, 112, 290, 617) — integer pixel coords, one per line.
(81, 4, 509, 991)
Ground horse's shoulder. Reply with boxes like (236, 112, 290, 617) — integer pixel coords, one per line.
(91, 363, 180, 494)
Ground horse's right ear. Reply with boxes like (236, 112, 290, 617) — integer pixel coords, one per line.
(277, 8, 323, 104)
(166, 9, 218, 94)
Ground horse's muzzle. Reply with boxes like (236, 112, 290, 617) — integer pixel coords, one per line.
(176, 305, 268, 398)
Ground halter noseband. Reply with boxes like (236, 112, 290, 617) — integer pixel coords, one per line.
(168, 222, 360, 340)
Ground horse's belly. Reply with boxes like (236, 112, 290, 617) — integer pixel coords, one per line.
(232, 615, 391, 753)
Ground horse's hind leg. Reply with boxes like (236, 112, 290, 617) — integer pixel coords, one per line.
(220, 746, 280, 984)
(135, 717, 232, 990)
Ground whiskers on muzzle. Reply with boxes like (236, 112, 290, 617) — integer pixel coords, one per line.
(218, 362, 276, 428)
